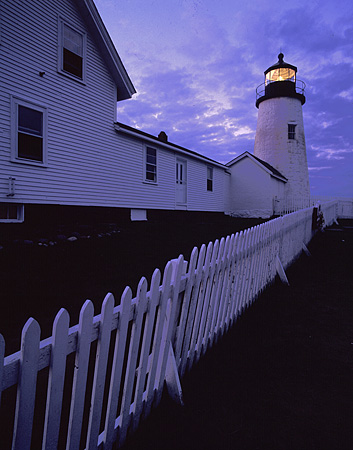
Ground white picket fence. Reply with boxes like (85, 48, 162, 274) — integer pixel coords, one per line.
(0, 202, 338, 450)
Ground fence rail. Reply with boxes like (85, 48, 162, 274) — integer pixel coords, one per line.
(0, 202, 338, 450)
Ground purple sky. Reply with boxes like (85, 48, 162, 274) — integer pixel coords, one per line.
(95, 0, 353, 198)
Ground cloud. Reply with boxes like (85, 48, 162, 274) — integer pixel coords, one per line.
(96, 0, 353, 196)
(312, 146, 353, 160)
(338, 87, 353, 101)
(308, 166, 332, 171)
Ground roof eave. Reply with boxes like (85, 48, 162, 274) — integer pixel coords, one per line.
(75, 0, 136, 101)
(227, 152, 287, 182)
(115, 123, 227, 169)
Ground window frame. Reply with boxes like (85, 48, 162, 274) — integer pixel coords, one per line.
(144, 146, 158, 184)
(11, 96, 48, 166)
(288, 123, 296, 140)
(207, 166, 214, 192)
(0, 203, 24, 223)
(58, 18, 87, 83)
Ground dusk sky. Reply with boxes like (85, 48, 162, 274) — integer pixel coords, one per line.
(95, 0, 353, 198)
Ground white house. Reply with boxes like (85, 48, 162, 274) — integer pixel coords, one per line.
(0, 0, 228, 226)
(226, 152, 287, 218)
(0, 1, 313, 227)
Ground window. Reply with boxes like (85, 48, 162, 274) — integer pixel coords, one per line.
(207, 166, 213, 191)
(145, 147, 157, 182)
(11, 97, 47, 165)
(0, 203, 24, 223)
(59, 19, 86, 81)
(288, 124, 296, 140)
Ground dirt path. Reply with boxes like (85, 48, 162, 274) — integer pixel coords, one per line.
(122, 224, 353, 450)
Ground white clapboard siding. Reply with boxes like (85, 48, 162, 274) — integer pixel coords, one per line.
(0, 203, 338, 450)
(1, 0, 227, 213)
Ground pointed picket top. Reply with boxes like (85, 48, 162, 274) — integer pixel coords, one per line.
(12, 317, 41, 450)
(43, 308, 70, 450)
(118, 277, 147, 446)
(103, 286, 132, 450)
(66, 300, 94, 450)
(86, 293, 115, 450)
(132, 268, 161, 430)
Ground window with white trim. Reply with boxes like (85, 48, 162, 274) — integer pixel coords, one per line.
(207, 166, 213, 191)
(0, 203, 24, 223)
(145, 147, 157, 182)
(59, 19, 86, 81)
(11, 97, 47, 164)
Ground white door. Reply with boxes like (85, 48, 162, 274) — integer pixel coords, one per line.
(176, 159, 187, 204)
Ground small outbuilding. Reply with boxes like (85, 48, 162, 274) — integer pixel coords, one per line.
(226, 152, 287, 218)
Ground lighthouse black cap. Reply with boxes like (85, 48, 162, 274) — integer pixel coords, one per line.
(264, 53, 297, 76)
(256, 53, 305, 108)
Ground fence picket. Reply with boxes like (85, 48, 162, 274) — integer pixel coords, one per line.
(42, 308, 70, 450)
(118, 278, 148, 446)
(235, 230, 250, 315)
(12, 318, 40, 450)
(185, 245, 207, 370)
(142, 263, 172, 419)
(155, 256, 184, 404)
(226, 232, 241, 327)
(179, 246, 205, 375)
(66, 300, 94, 450)
(103, 287, 132, 450)
(214, 235, 233, 341)
(219, 234, 235, 336)
(174, 247, 198, 368)
(201, 239, 220, 354)
(228, 231, 243, 324)
(194, 242, 214, 363)
(245, 227, 259, 307)
(208, 237, 226, 347)
(132, 269, 161, 432)
(253, 225, 265, 298)
(86, 294, 115, 450)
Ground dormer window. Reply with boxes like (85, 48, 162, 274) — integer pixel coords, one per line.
(59, 19, 86, 82)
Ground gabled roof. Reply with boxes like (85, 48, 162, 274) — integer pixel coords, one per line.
(74, 0, 136, 101)
(115, 122, 228, 169)
(226, 151, 287, 182)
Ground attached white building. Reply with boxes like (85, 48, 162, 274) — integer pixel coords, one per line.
(226, 152, 287, 218)
(0, 1, 311, 226)
(0, 0, 228, 225)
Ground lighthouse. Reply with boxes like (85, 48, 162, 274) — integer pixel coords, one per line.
(254, 53, 310, 209)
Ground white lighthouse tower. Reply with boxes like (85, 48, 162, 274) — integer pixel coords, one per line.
(254, 53, 310, 209)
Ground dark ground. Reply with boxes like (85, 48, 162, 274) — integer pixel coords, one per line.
(0, 215, 265, 356)
(0, 218, 352, 450)
(121, 222, 353, 450)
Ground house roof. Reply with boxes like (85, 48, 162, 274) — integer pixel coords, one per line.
(115, 122, 228, 169)
(75, 0, 136, 101)
(226, 151, 287, 182)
